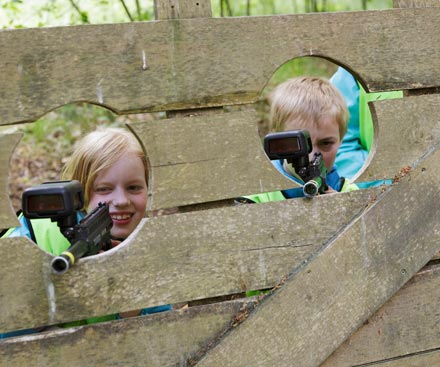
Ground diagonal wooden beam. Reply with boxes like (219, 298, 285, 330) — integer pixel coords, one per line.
(195, 145, 440, 366)
(322, 264, 440, 366)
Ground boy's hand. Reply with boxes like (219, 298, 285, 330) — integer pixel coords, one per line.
(324, 186, 337, 194)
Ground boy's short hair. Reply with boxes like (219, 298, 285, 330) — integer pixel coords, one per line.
(269, 76, 349, 139)
(62, 127, 147, 207)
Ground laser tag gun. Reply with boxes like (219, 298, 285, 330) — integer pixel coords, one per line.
(264, 130, 328, 198)
(22, 180, 113, 274)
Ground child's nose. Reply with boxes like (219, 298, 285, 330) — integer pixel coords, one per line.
(309, 148, 319, 161)
(111, 189, 130, 206)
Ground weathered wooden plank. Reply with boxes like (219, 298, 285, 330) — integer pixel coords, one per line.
(1, 266, 436, 367)
(358, 94, 440, 183)
(0, 299, 256, 367)
(2, 96, 438, 214)
(131, 96, 440, 209)
(1, 8, 440, 125)
(322, 263, 440, 366)
(0, 133, 21, 230)
(2, 266, 437, 367)
(0, 238, 55, 332)
(154, 0, 212, 20)
(195, 137, 440, 366)
(0, 187, 378, 334)
(130, 110, 298, 210)
(394, 0, 440, 7)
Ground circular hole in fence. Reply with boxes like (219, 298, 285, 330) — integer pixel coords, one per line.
(5, 102, 159, 256)
(8, 103, 123, 210)
(257, 56, 390, 190)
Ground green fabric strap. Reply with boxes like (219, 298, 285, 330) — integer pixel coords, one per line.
(242, 191, 287, 203)
(358, 85, 403, 152)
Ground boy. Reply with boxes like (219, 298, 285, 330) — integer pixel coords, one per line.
(243, 76, 357, 203)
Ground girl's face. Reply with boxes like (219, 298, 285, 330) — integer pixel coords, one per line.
(285, 116, 341, 171)
(87, 152, 148, 240)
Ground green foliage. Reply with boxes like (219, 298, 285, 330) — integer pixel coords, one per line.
(268, 57, 337, 91)
(0, 0, 155, 29)
(211, 0, 393, 17)
(1, 0, 394, 29)
(19, 103, 120, 150)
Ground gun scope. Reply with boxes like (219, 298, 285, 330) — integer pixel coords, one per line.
(264, 130, 312, 163)
(22, 180, 84, 220)
(263, 130, 328, 197)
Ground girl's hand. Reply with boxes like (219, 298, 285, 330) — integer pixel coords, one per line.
(98, 239, 122, 253)
(111, 239, 122, 248)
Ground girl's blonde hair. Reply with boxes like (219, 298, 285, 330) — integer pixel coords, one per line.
(62, 127, 147, 207)
(269, 76, 349, 139)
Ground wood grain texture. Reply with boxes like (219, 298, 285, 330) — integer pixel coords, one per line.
(0, 188, 377, 334)
(1, 266, 437, 367)
(0, 299, 257, 367)
(195, 142, 440, 367)
(358, 94, 440, 183)
(1, 3, 440, 365)
(349, 350, 440, 367)
(129, 110, 299, 210)
(0, 133, 21, 230)
(1, 8, 440, 125)
(322, 263, 440, 366)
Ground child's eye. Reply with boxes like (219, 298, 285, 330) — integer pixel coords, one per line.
(127, 185, 145, 193)
(318, 141, 336, 150)
(95, 186, 112, 193)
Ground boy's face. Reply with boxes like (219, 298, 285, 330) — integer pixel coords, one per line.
(88, 152, 148, 241)
(284, 116, 341, 171)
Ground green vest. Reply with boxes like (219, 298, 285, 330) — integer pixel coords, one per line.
(1, 216, 71, 255)
(242, 190, 287, 203)
(31, 218, 71, 255)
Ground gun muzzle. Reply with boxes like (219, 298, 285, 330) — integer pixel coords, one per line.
(303, 177, 324, 198)
(51, 255, 71, 275)
(51, 239, 89, 275)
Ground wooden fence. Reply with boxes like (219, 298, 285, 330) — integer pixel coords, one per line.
(0, 0, 439, 366)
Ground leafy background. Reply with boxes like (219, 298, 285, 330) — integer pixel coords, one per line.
(1, 0, 393, 210)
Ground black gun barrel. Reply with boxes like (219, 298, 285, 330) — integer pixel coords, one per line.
(51, 240, 89, 275)
(51, 202, 112, 274)
(301, 152, 328, 197)
(303, 177, 324, 198)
